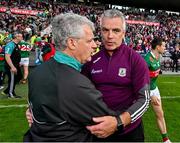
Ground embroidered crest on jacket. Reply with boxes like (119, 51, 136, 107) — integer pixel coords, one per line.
(118, 68, 126, 77)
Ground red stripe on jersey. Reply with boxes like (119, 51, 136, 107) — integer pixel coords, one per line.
(149, 69, 160, 78)
(0, 57, 4, 61)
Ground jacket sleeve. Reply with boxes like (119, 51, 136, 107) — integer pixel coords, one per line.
(126, 52, 150, 123)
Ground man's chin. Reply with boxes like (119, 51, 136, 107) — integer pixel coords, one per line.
(87, 56, 92, 62)
(105, 46, 118, 51)
(83, 56, 92, 64)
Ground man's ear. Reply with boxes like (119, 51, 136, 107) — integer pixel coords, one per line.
(67, 38, 77, 50)
(156, 45, 160, 50)
(122, 31, 126, 39)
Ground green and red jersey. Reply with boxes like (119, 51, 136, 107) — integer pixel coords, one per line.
(18, 41, 32, 58)
(144, 52, 161, 90)
(0, 46, 5, 71)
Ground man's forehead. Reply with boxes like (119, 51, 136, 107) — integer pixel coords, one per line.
(101, 24, 122, 31)
(102, 26, 121, 30)
(102, 17, 122, 23)
(101, 18, 123, 29)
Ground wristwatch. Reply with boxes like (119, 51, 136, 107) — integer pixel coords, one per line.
(115, 115, 124, 132)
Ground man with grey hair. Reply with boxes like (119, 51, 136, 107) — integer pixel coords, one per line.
(24, 13, 121, 142)
(2, 32, 23, 98)
(82, 9, 150, 141)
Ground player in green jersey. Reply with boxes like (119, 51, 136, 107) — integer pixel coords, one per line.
(144, 37, 171, 143)
(19, 40, 32, 84)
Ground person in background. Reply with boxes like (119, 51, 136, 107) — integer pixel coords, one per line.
(19, 40, 32, 84)
(42, 34, 49, 42)
(92, 35, 101, 55)
(30, 33, 37, 51)
(0, 32, 6, 46)
(82, 9, 150, 142)
(170, 43, 180, 72)
(2, 32, 23, 98)
(0, 45, 5, 90)
(34, 33, 42, 65)
(144, 37, 171, 143)
(39, 42, 55, 62)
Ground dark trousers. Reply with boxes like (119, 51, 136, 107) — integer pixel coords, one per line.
(172, 60, 178, 72)
(0, 71, 4, 86)
(4, 66, 22, 96)
(93, 121, 144, 142)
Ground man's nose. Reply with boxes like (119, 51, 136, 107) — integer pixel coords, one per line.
(107, 31, 113, 38)
(91, 40, 97, 50)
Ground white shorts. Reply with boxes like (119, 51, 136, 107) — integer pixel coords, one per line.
(150, 87, 161, 99)
(20, 58, 29, 66)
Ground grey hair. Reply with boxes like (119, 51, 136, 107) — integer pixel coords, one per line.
(100, 9, 126, 31)
(51, 13, 95, 50)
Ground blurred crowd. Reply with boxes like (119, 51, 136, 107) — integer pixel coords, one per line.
(0, 0, 179, 54)
(0, 0, 179, 95)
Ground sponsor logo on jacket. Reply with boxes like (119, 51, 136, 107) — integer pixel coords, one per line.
(91, 69, 102, 74)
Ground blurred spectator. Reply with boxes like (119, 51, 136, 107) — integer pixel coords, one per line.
(0, 45, 5, 90)
(40, 42, 55, 62)
(2, 32, 23, 98)
(0, 1, 179, 68)
(92, 35, 101, 55)
(19, 40, 32, 84)
(170, 43, 180, 72)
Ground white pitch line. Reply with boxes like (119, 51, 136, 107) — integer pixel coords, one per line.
(162, 96, 180, 99)
(0, 104, 28, 108)
(0, 96, 180, 108)
(161, 82, 176, 84)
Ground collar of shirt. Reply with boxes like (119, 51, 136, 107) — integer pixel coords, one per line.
(54, 51, 83, 72)
(102, 43, 124, 58)
(150, 51, 160, 60)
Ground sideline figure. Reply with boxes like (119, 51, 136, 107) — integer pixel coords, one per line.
(2, 32, 23, 98)
(19, 40, 32, 84)
(170, 43, 180, 72)
(144, 37, 171, 143)
(24, 13, 123, 142)
(82, 9, 150, 142)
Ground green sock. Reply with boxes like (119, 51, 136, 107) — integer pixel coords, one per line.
(162, 133, 168, 138)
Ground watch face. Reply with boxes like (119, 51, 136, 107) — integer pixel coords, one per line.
(116, 116, 124, 132)
(117, 124, 124, 132)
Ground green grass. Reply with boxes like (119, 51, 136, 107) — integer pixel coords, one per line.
(0, 75, 180, 141)
(0, 107, 28, 141)
(143, 75, 180, 142)
(0, 83, 28, 142)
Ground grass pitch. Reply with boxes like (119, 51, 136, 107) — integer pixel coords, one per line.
(0, 75, 180, 141)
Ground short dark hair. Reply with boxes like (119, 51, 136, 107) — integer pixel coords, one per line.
(12, 31, 22, 39)
(151, 37, 164, 50)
